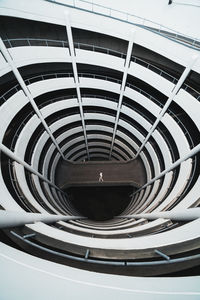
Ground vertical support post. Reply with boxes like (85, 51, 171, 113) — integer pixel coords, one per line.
(0, 38, 66, 160)
(64, 11, 90, 160)
(155, 249, 170, 260)
(85, 249, 90, 259)
(134, 54, 199, 159)
(23, 233, 36, 239)
(109, 30, 135, 159)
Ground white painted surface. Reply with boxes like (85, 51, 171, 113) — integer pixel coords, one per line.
(25, 217, 200, 250)
(154, 159, 193, 211)
(129, 62, 173, 97)
(0, 0, 200, 298)
(9, 46, 70, 67)
(1, 0, 199, 69)
(141, 172, 173, 213)
(1, 242, 199, 300)
(174, 90, 200, 130)
(0, 91, 29, 141)
(14, 163, 47, 213)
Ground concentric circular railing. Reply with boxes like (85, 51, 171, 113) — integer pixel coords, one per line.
(0, 6, 200, 290)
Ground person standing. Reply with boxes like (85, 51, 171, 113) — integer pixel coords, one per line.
(99, 172, 103, 182)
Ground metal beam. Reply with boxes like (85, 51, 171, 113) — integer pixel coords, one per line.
(0, 38, 66, 160)
(134, 54, 199, 158)
(0, 210, 86, 229)
(115, 208, 200, 222)
(64, 11, 90, 160)
(0, 142, 61, 192)
(109, 30, 135, 159)
(132, 138, 200, 195)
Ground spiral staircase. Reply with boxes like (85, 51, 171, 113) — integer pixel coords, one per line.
(0, 0, 200, 299)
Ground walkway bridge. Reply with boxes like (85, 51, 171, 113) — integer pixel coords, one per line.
(56, 158, 146, 190)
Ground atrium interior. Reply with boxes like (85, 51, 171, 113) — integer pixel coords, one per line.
(0, 0, 200, 299)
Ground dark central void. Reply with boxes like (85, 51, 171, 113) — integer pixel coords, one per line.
(66, 186, 133, 221)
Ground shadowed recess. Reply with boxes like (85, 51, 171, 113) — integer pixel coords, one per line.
(66, 186, 133, 221)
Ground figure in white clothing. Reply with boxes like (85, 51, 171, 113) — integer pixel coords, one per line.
(99, 172, 103, 182)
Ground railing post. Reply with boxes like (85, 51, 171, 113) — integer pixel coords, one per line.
(155, 249, 170, 261)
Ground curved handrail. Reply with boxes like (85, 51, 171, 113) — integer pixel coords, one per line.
(9, 89, 174, 164)
(167, 108, 194, 148)
(38, 94, 119, 109)
(8, 159, 69, 214)
(1, 71, 160, 107)
(3, 37, 178, 83)
(1, 71, 122, 104)
(7, 87, 195, 213)
(0, 70, 197, 165)
(10, 111, 35, 151)
(130, 55, 178, 84)
(45, 0, 200, 50)
(0, 72, 199, 147)
(3, 38, 68, 48)
(7, 159, 33, 212)
(10, 230, 200, 269)
(132, 154, 198, 211)
(169, 155, 197, 208)
(2, 38, 200, 101)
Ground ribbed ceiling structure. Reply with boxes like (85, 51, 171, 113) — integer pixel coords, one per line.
(0, 0, 200, 299)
